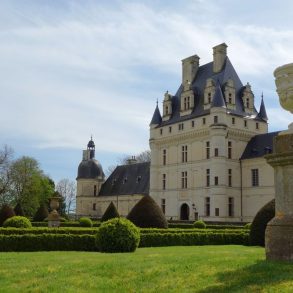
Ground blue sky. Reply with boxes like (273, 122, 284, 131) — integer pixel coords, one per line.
(1, 0, 293, 184)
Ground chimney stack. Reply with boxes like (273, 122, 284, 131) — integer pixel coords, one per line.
(127, 156, 137, 165)
(213, 43, 227, 73)
(182, 55, 200, 89)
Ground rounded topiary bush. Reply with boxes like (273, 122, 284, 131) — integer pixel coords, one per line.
(0, 204, 15, 226)
(101, 201, 119, 222)
(193, 220, 206, 229)
(79, 217, 93, 227)
(3, 216, 32, 228)
(127, 195, 168, 228)
(33, 204, 49, 222)
(250, 199, 275, 247)
(96, 217, 140, 253)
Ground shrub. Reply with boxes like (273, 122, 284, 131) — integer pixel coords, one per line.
(0, 204, 15, 226)
(33, 204, 49, 222)
(3, 216, 32, 228)
(244, 223, 251, 230)
(96, 218, 140, 253)
(250, 199, 275, 247)
(101, 202, 119, 222)
(79, 217, 93, 227)
(14, 203, 24, 216)
(194, 220, 206, 229)
(127, 195, 168, 228)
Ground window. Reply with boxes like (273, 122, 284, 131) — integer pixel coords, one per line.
(163, 149, 166, 165)
(169, 126, 172, 133)
(215, 208, 219, 217)
(205, 197, 210, 216)
(178, 123, 184, 130)
(251, 169, 259, 186)
(162, 174, 166, 190)
(246, 98, 249, 108)
(94, 185, 97, 196)
(161, 199, 166, 214)
(232, 117, 235, 125)
(165, 105, 168, 115)
(228, 169, 232, 187)
(206, 169, 210, 187)
(208, 93, 211, 103)
(215, 148, 219, 157)
(256, 122, 259, 130)
(206, 141, 210, 159)
(203, 118, 206, 125)
(228, 93, 232, 104)
(214, 116, 218, 124)
(182, 145, 187, 163)
(191, 120, 195, 128)
(187, 96, 190, 109)
(123, 177, 127, 184)
(160, 128, 163, 135)
(214, 176, 218, 186)
(228, 197, 234, 217)
(181, 171, 187, 189)
(93, 203, 96, 211)
(228, 141, 232, 159)
(244, 120, 247, 128)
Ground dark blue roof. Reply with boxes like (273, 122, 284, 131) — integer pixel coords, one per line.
(150, 104, 162, 125)
(257, 97, 268, 121)
(212, 82, 226, 108)
(77, 159, 105, 179)
(99, 162, 150, 196)
(154, 57, 264, 127)
(241, 131, 280, 160)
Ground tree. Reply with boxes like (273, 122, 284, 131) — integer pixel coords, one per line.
(9, 156, 54, 217)
(56, 179, 76, 215)
(0, 145, 13, 204)
(101, 201, 119, 222)
(105, 150, 151, 177)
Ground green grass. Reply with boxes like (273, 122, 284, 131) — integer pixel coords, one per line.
(0, 246, 292, 292)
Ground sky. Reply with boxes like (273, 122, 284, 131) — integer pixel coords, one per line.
(1, 0, 293, 184)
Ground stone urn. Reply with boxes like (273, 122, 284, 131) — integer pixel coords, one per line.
(265, 63, 293, 261)
(48, 196, 61, 228)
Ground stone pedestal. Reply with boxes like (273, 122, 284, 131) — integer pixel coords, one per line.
(48, 197, 61, 228)
(265, 134, 293, 261)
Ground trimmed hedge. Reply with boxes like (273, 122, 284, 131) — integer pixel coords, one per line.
(139, 232, 249, 247)
(0, 234, 96, 252)
(168, 223, 245, 229)
(0, 231, 249, 252)
(31, 221, 101, 227)
(194, 220, 206, 229)
(3, 216, 32, 228)
(33, 204, 49, 222)
(0, 227, 98, 235)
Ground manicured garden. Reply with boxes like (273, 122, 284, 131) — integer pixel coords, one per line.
(0, 246, 292, 293)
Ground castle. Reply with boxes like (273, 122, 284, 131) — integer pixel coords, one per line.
(76, 43, 278, 223)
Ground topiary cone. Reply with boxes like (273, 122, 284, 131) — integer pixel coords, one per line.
(33, 204, 49, 222)
(127, 195, 168, 228)
(250, 199, 275, 247)
(0, 204, 15, 226)
(14, 203, 25, 216)
(101, 201, 119, 222)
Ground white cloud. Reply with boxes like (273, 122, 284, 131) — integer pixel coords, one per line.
(1, 0, 293, 158)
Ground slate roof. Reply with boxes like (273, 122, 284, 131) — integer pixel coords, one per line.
(77, 159, 105, 180)
(99, 162, 150, 196)
(212, 81, 226, 108)
(155, 57, 264, 127)
(241, 131, 280, 160)
(150, 104, 162, 125)
(257, 97, 268, 121)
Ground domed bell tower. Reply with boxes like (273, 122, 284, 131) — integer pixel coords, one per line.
(76, 137, 105, 217)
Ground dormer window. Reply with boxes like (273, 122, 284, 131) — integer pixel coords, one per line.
(204, 79, 215, 106)
(242, 82, 255, 113)
(112, 179, 117, 185)
(123, 177, 128, 184)
(136, 176, 142, 183)
(224, 79, 236, 107)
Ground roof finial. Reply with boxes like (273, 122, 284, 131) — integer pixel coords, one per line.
(261, 92, 264, 99)
(156, 99, 158, 106)
(91, 134, 93, 140)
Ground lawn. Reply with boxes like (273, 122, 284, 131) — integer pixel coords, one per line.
(0, 246, 292, 293)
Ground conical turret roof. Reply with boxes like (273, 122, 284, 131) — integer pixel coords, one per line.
(150, 103, 162, 126)
(257, 95, 268, 121)
(211, 82, 226, 108)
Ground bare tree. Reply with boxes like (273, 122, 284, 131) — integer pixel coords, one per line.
(56, 179, 76, 214)
(0, 145, 13, 204)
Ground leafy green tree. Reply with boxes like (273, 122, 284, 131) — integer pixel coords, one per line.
(0, 145, 13, 205)
(9, 156, 54, 217)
